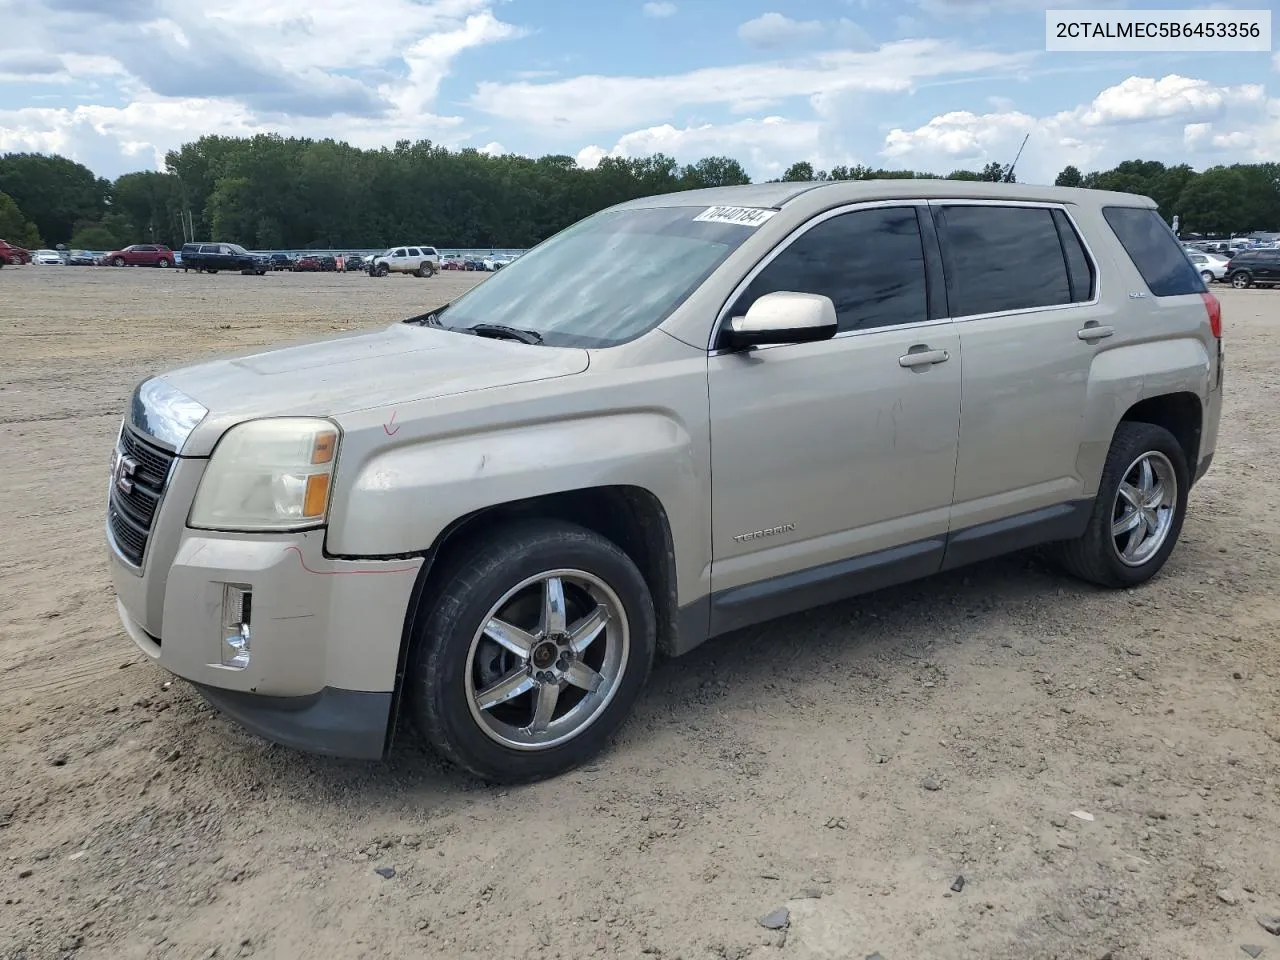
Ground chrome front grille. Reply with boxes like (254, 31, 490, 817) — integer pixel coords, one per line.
(108, 427, 176, 567)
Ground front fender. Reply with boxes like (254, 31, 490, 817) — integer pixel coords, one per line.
(1076, 336, 1210, 495)
(324, 412, 701, 586)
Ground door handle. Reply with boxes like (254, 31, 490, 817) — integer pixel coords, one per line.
(1077, 324, 1114, 340)
(899, 348, 950, 368)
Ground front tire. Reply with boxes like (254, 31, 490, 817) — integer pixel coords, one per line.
(409, 521, 656, 783)
(1050, 421, 1189, 588)
(1231, 271, 1252, 289)
(158, 258, 171, 268)
(112, 257, 125, 267)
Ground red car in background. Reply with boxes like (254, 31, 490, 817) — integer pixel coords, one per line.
(105, 244, 174, 267)
(0, 239, 32, 264)
(293, 256, 321, 271)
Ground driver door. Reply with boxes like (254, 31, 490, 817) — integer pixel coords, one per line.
(707, 203, 962, 634)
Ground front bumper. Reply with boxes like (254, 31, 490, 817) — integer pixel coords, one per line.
(110, 521, 423, 759)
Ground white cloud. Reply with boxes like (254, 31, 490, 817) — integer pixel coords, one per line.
(738, 13, 824, 48)
(737, 13, 873, 51)
(0, 0, 519, 177)
(479, 140, 505, 155)
(881, 75, 1278, 184)
(576, 116, 822, 179)
(1080, 75, 1264, 127)
(642, 2, 677, 17)
(472, 40, 1034, 135)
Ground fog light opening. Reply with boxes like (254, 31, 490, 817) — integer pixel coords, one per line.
(221, 584, 252, 669)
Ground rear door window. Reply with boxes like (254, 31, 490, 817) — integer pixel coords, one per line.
(407, 247, 421, 257)
(1102, 206, 1204, 296)
(731, 206, 929, 334)
(933, 205, 1071, 317)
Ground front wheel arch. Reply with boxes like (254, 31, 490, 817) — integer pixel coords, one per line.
(387, 485, 683, 753)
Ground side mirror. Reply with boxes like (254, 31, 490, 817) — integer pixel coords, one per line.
(721, 291, 838, 349)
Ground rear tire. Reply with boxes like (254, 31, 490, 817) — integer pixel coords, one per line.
(1200, 270, 1213, 284)
(1049, 421, 1189, 589)
(409, 521, 656, 784)
(1231, 272, 1252, 289)
(158, 258, 171, 268)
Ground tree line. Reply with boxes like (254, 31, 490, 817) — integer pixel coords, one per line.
(1, 137, 1276, 252)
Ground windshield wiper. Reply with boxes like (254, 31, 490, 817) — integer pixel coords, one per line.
(466, 323, 543, 345)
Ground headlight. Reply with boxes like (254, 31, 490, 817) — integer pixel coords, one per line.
(189, 418, 340, 531)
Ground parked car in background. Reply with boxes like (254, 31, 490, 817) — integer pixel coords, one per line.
(179, 242, 268, 275)
(344, 255, 366, 272)
(1225, 249, 1280, 288)
(267, 253, 294, 271)
(368, 245, 439, 277)
(462, 257, 486, 271)
(66, 250, 98, 266)
(293, 256, 321, 272)
(33, 249, 63, 264)
(316, 255, 337, 272)
(106, 244, 174, 268)
(0, 239, 32, 264)
(1186, 251, 1228, 284)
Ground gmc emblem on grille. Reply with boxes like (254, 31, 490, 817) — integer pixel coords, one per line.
(113, 452, 138, 494)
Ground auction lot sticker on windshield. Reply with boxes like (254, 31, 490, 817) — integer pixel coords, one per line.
(692, 206, 778, 227)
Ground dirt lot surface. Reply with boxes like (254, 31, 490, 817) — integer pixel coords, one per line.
(1, 265, 1278, 960)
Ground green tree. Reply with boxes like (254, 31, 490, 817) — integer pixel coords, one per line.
(781, 161, 817, 182)
(947, 169, 984, 181)
(680, 156, 751, 188)
(1174, 168, 1249, 235)
(980, 162, 1007, 182)
(0, 152, 109, 244)
(0, 191, 41, 247)
(69, 213, 133, 250)
(1054, 165, 1083, 188)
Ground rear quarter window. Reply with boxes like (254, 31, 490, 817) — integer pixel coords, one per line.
(1102, 206, 1204, 297)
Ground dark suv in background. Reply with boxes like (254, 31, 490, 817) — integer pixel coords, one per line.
(1225, 249, 1280, 289)
(180, 242, 268, 275)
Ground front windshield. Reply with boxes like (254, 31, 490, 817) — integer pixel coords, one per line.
(432, 205, 761, 348)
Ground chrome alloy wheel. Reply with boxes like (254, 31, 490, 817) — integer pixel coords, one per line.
(1111, 451, 1177, 567)
(464, 570, 629, 751)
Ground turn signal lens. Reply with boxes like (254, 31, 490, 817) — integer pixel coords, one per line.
(303, 474, 330, 519)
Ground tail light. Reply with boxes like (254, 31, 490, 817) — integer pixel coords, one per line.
(1201, 291, 1222, 338)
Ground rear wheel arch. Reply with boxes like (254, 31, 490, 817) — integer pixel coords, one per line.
(1118, 391, 1203, 482)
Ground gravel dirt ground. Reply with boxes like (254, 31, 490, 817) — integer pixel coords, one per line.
(1, 265, 1277, 960)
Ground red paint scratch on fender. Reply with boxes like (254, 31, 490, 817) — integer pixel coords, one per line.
(285, 545, 417, 576)
(383, 410, 401, 436)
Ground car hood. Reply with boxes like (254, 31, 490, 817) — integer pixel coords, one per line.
(155, 323, 590, 456)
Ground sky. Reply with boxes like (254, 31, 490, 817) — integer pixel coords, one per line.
(0, 0, 1276, 186)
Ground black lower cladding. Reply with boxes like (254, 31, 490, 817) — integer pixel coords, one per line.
(194, 683, 393, 760)
(700, 499, 1095, 641)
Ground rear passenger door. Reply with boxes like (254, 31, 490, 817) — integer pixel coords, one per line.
(707, 203, 962, 629)
(932, 202, 1108, 547)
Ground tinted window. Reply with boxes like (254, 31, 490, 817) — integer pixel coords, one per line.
(1052, 209, 1095, 302)
(1102, 206, 1204, 296)
(731, 206, 927, 333)
(935, 205, 1070, 316)
(407, 247, 421, 257)
(393, 248, 407, 258)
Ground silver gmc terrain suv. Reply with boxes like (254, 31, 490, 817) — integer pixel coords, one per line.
(106, 180, 1223, 783)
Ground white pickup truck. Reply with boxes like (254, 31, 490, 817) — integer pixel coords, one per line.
(368, 245, 440, 277)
